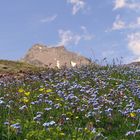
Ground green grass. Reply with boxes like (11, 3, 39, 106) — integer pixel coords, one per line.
(0, 60, 44, 74)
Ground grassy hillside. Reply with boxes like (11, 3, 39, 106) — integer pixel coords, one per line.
(0, 60, 41, 74)
(0, 64, 140, 139)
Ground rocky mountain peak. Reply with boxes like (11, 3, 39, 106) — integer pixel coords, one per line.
(22, 44, 92, 68)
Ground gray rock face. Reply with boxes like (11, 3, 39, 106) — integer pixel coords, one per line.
(22, 44, 91, 68)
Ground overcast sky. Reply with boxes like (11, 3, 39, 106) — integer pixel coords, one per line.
(0, 0, 140, 64)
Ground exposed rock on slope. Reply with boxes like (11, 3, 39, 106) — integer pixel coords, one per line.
(127, 61, 140, 67)
(22, 44, 91, 68)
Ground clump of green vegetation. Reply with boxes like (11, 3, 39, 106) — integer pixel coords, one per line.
(0, 60, 43, 74)
(0, 64, 140, 140)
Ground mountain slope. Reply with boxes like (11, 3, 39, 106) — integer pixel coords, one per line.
(22, 44, 92, 68)
(0, 60, 39, 74)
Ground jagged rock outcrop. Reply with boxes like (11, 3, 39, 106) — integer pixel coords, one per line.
(22, 44, 91, 68)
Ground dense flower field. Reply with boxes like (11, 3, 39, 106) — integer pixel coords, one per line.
(0, 65, 140, 140)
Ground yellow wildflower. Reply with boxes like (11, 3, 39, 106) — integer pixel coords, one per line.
(46, 89, 52, 93)
(130, 112, 136, 118)
(18, 88, 24, 93)
(24, 92, 30, 96)
(22, 97, 29, 103)
(39, 88, 45, 92)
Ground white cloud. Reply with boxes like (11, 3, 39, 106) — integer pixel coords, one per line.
(126, 2, 140, 9)
(114, 0, 126, 9)
(128, 32, 140, 55)
(67, 0, 86, 15)
(114, 0, 140, 10)
(58, 27, 94, 46)
(128, 17, 140, 29)
(111, 16, 140, 31)
(58, 30, 81, 46)
(112, 15, 126, 30)
(40, 14, 57, 23)
(80, 26, 94, 40)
